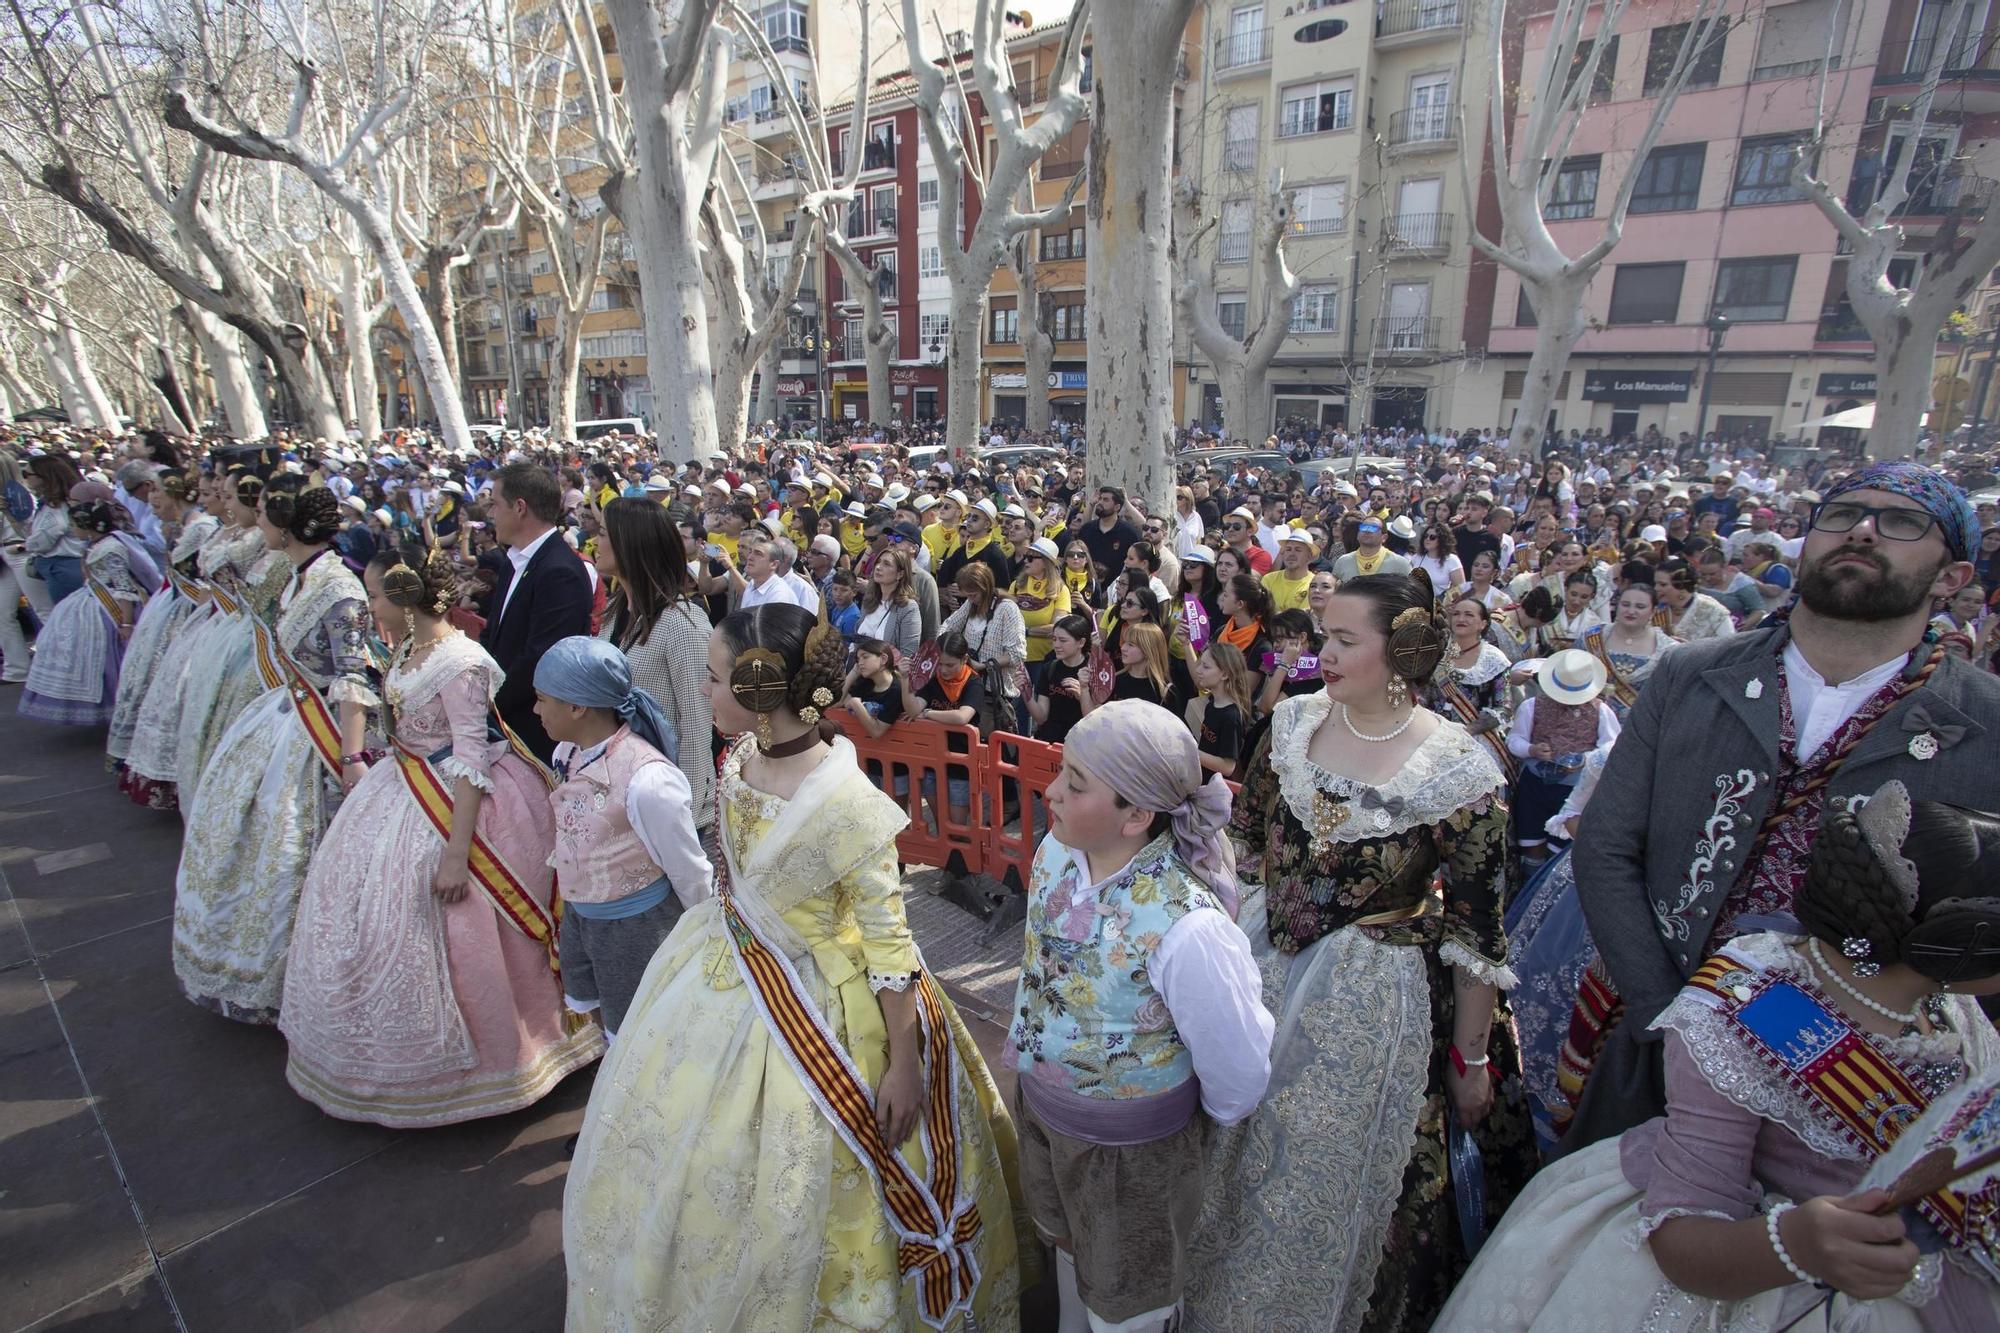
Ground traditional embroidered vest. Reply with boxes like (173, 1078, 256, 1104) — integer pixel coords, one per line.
(1530, 697, 1599, 755)
(548, 729, 670, 904)
(1007, 836, 1218, 1103)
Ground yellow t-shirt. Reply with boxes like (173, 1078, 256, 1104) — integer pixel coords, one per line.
(921, 522, 960, 569)
(1261, 568, 1312, 614)
(1011, 575, 1072, 661)
(839, 519, 868, 558)
(710, 531, 740, 564)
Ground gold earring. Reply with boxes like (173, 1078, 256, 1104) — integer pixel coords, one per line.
(1387, 675, 1409, 708)
(754, 712, 775, 754)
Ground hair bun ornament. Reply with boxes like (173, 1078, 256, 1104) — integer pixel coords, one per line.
(381, 561, 426, 608)
(730, 646, 791, 715)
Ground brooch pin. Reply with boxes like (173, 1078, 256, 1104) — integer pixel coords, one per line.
(1908, 732, 1940, 761)
(1744, 679, 1763, 700)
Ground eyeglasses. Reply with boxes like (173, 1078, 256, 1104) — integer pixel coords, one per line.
(1810, 501, 1938, 543)
(1224, 522, 1248, 532)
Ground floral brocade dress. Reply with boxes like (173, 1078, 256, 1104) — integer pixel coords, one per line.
(1185, 694, 1536, 1333)
(109, 510, 218, 772)
(123, 522, 252, 790)
(564, 738, 1025, 1332)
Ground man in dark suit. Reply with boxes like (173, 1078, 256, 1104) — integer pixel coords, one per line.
(481, 462, 594, 762)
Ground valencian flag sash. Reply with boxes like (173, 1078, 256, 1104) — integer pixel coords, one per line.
(208, 581, 244, 616)
(1580, 628, 1641, 715)
(249, 615, 346, 778)
(1438, 677, 1517, 783)
(720, 892, 983, 1328)
(86, 575, 129, 630)
(1687, 953, 2000, 1267)
(164, 568, 209, 604)
(392, 728, 562, 978)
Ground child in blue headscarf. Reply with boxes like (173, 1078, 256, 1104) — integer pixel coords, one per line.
(534, 636, 712, 1038)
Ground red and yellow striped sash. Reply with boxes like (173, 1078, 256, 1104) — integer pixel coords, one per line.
(165, 568, 207, 603)
(721, 895, 982, 1328)
(209, 583, 244, 616)
(250, 616, 345, 778)
(1581, 628, 1641, 713)
(1688, 957, 1988, 1258)
(85, 575, 127, 629)
(1439, 678, 1517, 782)
(392, 739, 560, 977)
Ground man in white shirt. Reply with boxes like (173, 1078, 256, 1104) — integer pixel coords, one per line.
(730, 532, 818, 611)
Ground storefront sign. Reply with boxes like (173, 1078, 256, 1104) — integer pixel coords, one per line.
(1581, 369, 1693, 402)
(889, 367, 923, 385)
(990, 372, 1028, 389)
(1050, 370, 1087, 389)
(775, 378, 807, 395)
(1816, 372, 1877, 398)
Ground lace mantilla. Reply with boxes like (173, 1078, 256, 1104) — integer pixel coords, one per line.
(276, 552, 367, 653)
(385, 633, 503, 719)
(1448, 642, 1512, 689)
(1651, 933, 2000, 1163)
(1272, 693, 1505, 845)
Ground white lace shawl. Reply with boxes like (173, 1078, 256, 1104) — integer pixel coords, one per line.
(1651, 932, 2000, 1162)
(1271, 692, 1506, 845)
(386, 632, 502, 719)
(1448, 641, 1512, 688)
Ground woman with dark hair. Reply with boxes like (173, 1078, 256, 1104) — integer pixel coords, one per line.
(175, 485, 375, 1024)
(941, 560, 1028, 733)
(1213, 572, 1272, 688)
(22, 454, 87, 604)
(1028, 612, 1092, 743)
(1187, 573, 1535, 1331)
(20, 485, 158, 726)
(1578, 580, 1678, 720)
(1413, 520, 1464, 599)
(854, 543, 922, 663)
(595, 497, 716, 824)
(281, 544, 601, 1125)
(1441, 781, 2000, 1329)
(564, 602, 1023, 1330)
(1654, 556, 1736, 642)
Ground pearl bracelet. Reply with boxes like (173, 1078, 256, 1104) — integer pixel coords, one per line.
(1766, 1202, 1817, 1286)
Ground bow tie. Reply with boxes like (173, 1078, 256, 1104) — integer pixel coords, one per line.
(1900, 703, 1965, 746)
(1359, 789, 1406, 818)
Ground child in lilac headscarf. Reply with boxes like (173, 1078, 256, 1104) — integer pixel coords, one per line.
(1003, 698, 1274, 1333)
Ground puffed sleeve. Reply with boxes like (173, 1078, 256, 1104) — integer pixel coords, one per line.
(434, 667, 498, 793)
(93, 543, 147, 603)
(847, 840, 919, 992)
(1630, 1030, 1764, 1237)
(1435, 789, 1515, 986)
(322, 597, 381, 707)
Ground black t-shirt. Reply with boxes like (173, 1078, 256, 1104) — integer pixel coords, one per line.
(1455, 526, 1501, 571)
(1198, 699, 1244, 764)
(919, 672, 985, 723)
(1077, 516, 1140, 580)
(850, 673, 905, 726)
(1111, 671, 1178, 715)
(1195, 497, 1222, 530)
(1036, 657, 1086, 743)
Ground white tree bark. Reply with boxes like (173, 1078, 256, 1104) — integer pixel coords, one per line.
(1086, 0, 1195, 512)
(751, 337, 783, 425)
(703, 152, 818, 445)
(603, 0, 729, 462)
(904, 0, 1091, 457)
(1173, 173, 1299, 445)
(184, 305, 267, 437)
(1465, 0, 1729, 460)
(1794, 0, 2000, 452)
(1009, 236, 1055, 434)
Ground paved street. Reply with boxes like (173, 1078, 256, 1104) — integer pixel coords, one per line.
(0, 713, 1023, 1332)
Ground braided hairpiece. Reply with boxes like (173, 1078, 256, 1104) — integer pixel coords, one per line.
(1797, 805, 1917, 971)
(791, 594, 847, 724)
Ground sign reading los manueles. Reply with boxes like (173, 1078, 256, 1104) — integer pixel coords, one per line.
(1582, 370, 1694, 402)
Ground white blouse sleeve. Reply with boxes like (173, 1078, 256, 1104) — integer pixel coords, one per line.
(625, 759, 715, 908)
(1146, 907, 1275, 1124)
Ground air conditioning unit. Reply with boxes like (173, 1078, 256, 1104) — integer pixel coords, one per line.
(946, 29, 971, 53)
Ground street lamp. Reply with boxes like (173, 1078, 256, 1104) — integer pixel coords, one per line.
(1693, 312, 1731, 444)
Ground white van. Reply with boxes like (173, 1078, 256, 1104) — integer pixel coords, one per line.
(575, 417, 649, 440)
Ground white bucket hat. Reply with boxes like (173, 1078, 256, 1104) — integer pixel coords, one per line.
(1537, 649, 1609, 707)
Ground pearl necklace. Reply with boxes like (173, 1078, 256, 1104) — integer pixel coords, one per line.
(1807, 938, 1926, 1025)
(1341, 703, 1415, 744)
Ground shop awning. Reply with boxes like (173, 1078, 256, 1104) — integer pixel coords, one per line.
(1790, 403, 1929, 432)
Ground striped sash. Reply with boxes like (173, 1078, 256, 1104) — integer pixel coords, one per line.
(720, 895, 982, 1328)
(1438, 677, 1517, 782)
(393, 733, 561, 977)
(250, 616, 345, 778)
(1687, 955, 1997, 1266)
(1580, 628, 1641, 714)
(209, 583, 244, 616)
(165, 568, 209, 603)
(85, 575, 127, 629)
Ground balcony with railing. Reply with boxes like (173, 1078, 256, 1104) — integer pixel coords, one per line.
(1384, 211, 1452, 253)
(1846, 169, 1995, 221)
(1292, 212, 1347, 237)
(1815, 305, 1871, 345)
(1214, 26, 1272, 74)
(861, 139, 897, 174)
(1875, 32, 2000, 112)
(1377, 0, 1461, 44)
(1372, 314, 1443, 353)
(1386, 105, 1457, 152)
(1222, 137, 1258, 171)
(1278, 101, 1353, 139)
(1218, 231, 1252, 263)
(1012, 73, 1050, 106)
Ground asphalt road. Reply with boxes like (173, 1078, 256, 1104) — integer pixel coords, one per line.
(0, 713, 1025, 1333)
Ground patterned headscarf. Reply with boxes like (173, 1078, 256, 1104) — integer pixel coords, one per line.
(1062, 699, 1239, 917)
(1823, 462, 1980, 562)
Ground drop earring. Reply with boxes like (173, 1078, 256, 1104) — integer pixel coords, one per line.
(1386, 675, 1410, 709)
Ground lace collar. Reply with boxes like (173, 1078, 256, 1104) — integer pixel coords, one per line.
(275, 547, 365, 649)
(1271, 693, 1505, 843)
(171, 512, 220, 566)
(1448, 642, 1511, 687)
(385, 631, 500, 718)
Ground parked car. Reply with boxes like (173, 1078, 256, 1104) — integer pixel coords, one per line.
(575, 416, 649, 440)
(1292, 456, 1407, 488)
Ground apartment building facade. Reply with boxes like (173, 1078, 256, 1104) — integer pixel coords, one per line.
(1176, 0, 1494, 434)
(1472, 0, 2000, 445)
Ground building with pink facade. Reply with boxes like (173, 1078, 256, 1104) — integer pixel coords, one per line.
(1474, 0, 2000, 446)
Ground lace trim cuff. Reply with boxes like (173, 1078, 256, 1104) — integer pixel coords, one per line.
(868, 970, 915, 994)
(326, 677, 381, 708)
(1629, 1206, 1739, 1249)
(435, 754, 497, 794)
(1441, 938, 1518, 990)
